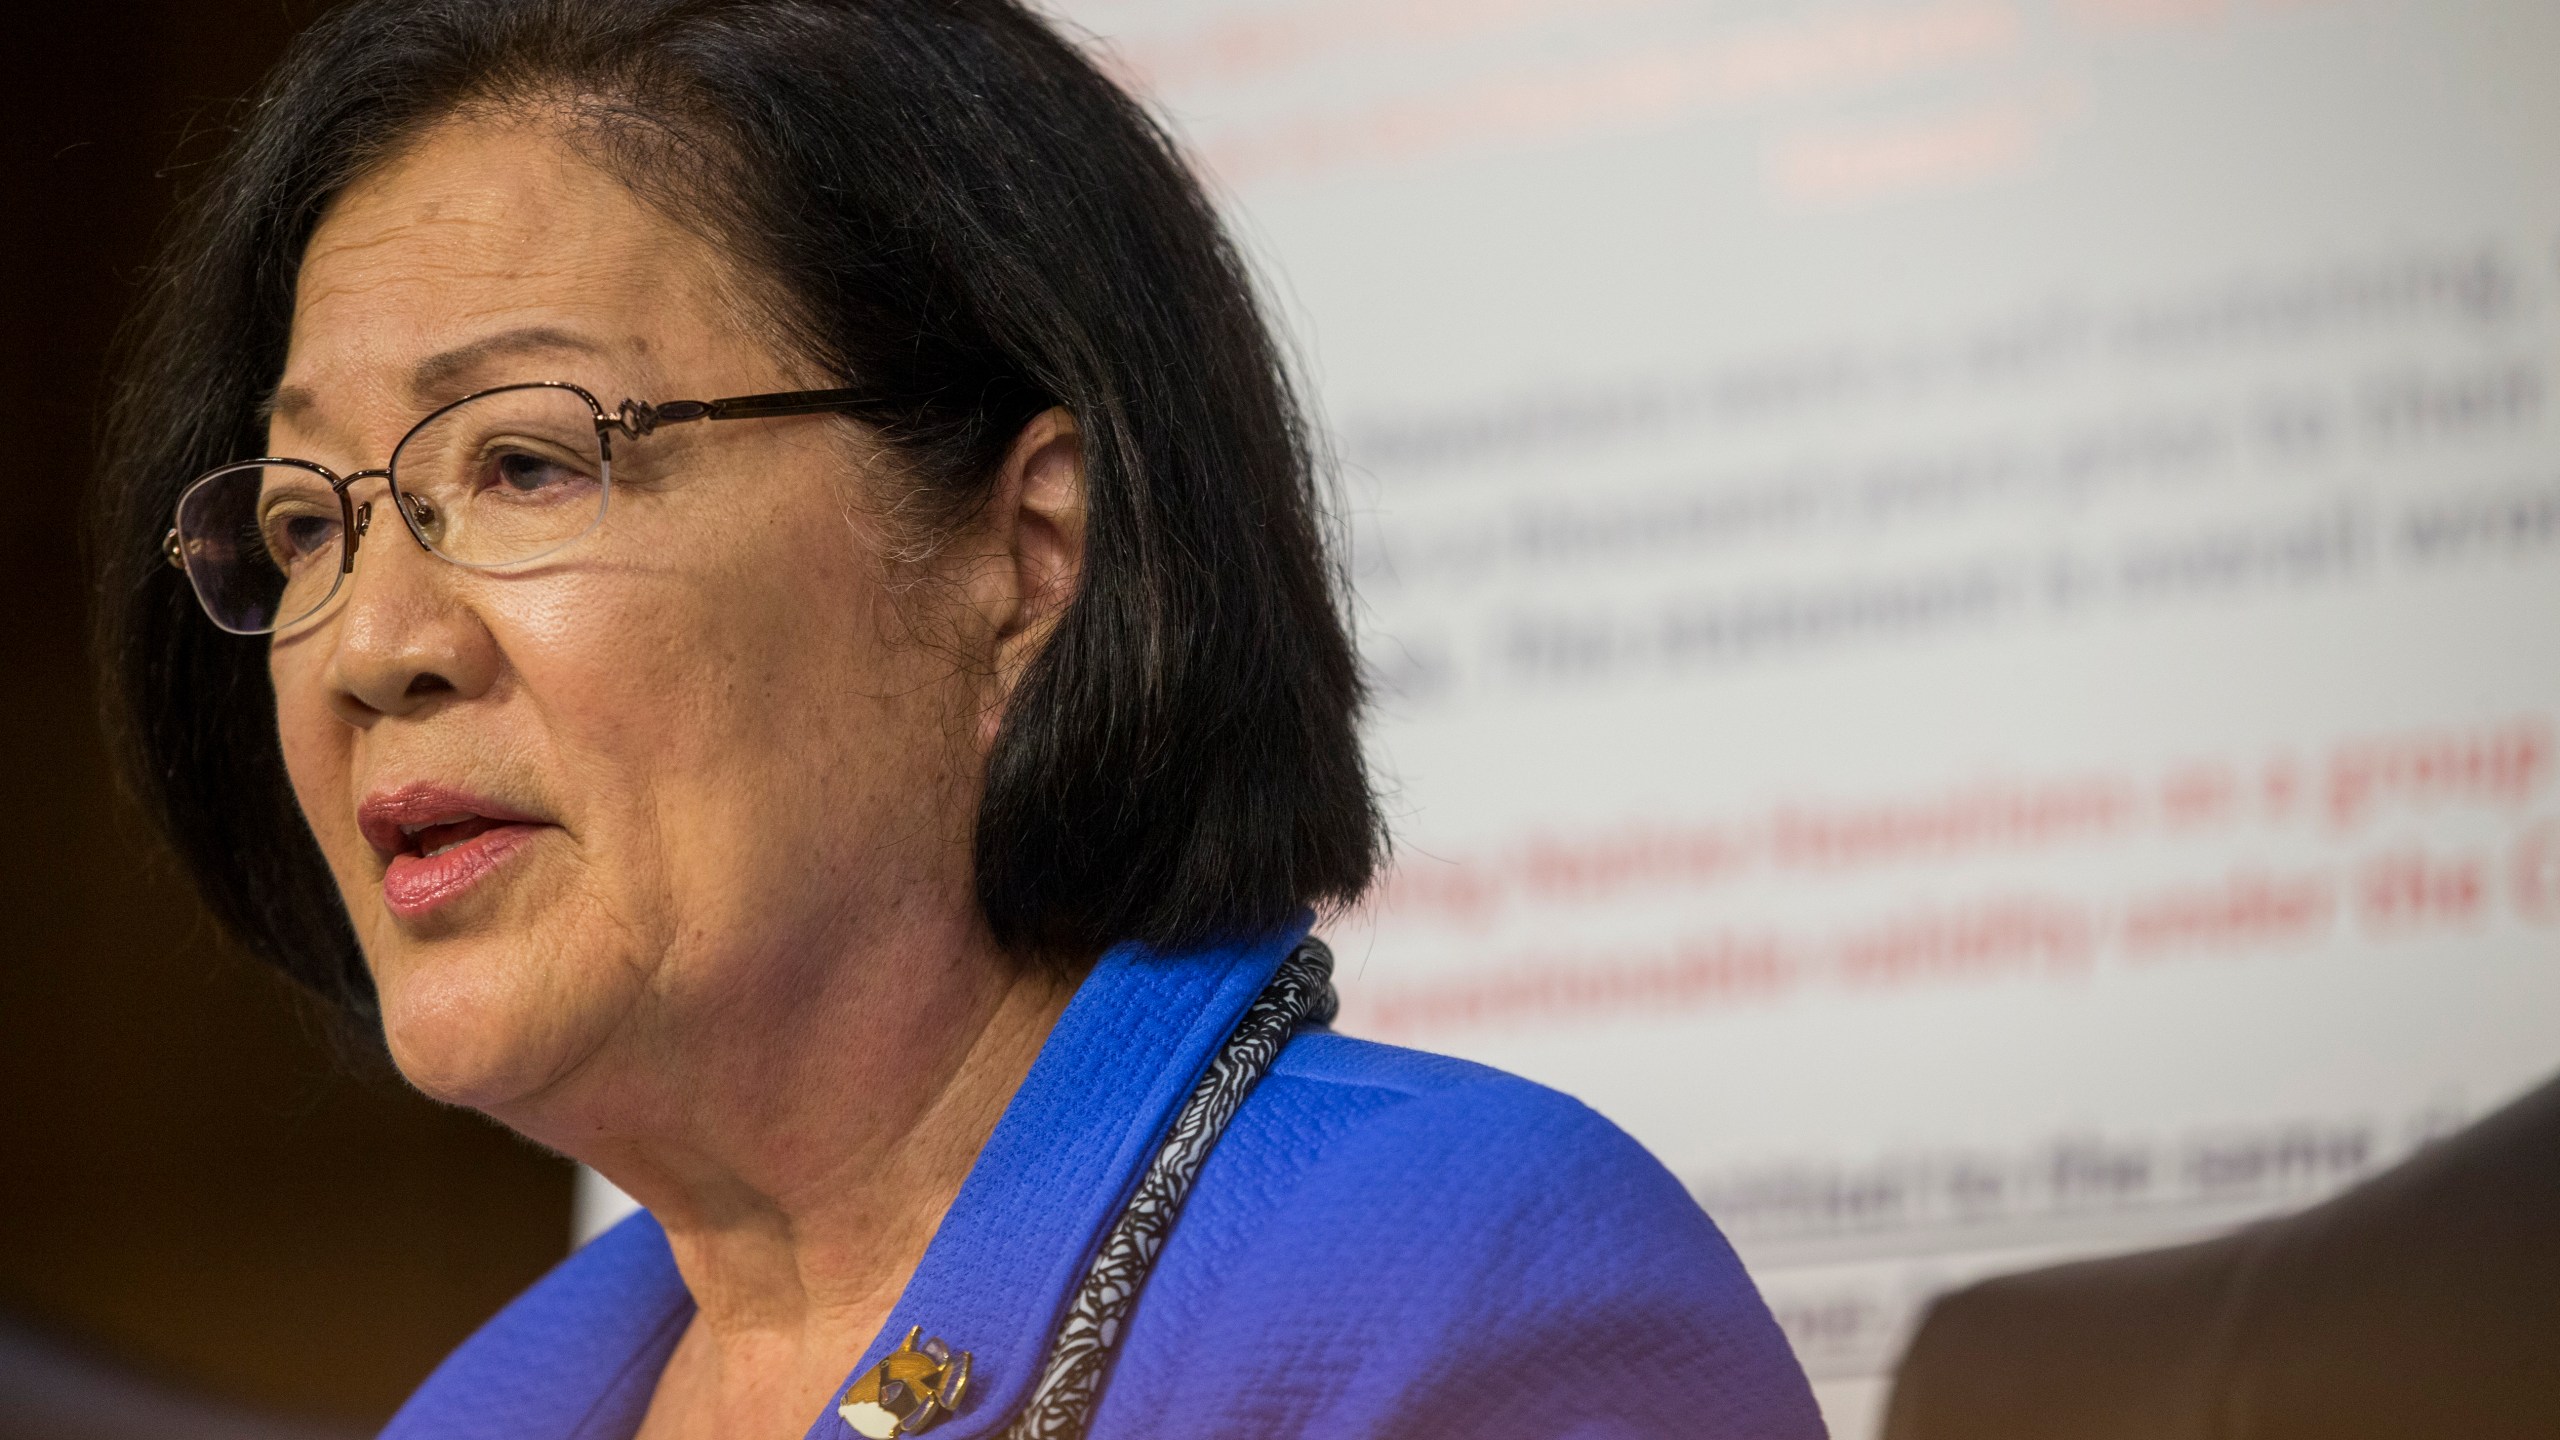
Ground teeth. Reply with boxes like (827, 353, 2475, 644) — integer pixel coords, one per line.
(399, 814, 475, 838)
(425, 839, 465, 859)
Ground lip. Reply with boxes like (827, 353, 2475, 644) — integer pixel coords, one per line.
(358, 782, 552, 921)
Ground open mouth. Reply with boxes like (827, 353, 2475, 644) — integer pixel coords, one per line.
(379, 817, 542, 918)
(359, 786, 550, 920)
(401, 813, 508, 860)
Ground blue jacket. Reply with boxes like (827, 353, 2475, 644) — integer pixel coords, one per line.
(381, 926, 1824, 1439)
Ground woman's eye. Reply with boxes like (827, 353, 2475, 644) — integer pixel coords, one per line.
(489, 449, 584, 496)
(264, 511, 341, 567)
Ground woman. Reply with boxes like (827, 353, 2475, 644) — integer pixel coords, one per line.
(93, 2, 1822, 1436)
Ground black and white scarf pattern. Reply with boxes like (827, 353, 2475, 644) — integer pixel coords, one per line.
(996, 938, 1339, 1440)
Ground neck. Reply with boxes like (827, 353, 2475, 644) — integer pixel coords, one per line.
(509, 921, 1080, 1440)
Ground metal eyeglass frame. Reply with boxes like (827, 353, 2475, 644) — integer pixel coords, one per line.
(164, 379, 883, 634)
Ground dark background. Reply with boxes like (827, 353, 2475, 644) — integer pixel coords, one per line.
(2, 1, 574, 1426)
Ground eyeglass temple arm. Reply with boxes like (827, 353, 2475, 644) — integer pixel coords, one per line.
(613, 387, 885, 436)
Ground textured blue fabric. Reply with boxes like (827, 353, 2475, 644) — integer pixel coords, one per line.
(381, 927, 1823, 1439)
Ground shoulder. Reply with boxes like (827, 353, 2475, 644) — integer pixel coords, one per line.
(1098, 1030, 1825, 1440)
(1886, 1227, 2249, 1440)
(1249, 1029, 1712, 1236)
(1237, 1031, 1779, 1322)
(1252, 1025, 1639, 1158)
(1889, 1072, 2560, 1440)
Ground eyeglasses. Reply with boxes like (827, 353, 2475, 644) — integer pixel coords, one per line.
(164, 379, 879, 635)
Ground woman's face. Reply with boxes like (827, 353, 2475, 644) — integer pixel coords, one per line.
(269, 118, 1007, 1116)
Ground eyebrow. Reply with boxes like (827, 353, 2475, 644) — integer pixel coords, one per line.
(263, 325, 612, 427)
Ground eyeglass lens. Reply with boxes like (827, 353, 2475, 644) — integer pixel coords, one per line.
(387, 385, 609, 568)
(173, 384, 611, 635)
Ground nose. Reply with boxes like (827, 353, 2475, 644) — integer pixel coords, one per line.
(312, 473, 501, 725)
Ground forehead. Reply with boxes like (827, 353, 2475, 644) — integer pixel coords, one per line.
(280, 117, 748, 426)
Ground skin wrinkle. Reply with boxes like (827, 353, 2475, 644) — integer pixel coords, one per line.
(270, 325, 614, 429)
(265, 113, 1091, 1440)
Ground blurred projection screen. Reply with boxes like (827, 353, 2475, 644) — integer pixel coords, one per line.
(574, 1, 2560, 1432)
(1059, 0, 2560, 1432)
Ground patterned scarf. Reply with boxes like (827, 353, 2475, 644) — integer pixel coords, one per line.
(998, 938, 1339, 1439)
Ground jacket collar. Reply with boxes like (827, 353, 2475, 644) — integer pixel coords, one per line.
(811, 922, 1301, 1438)
(833, 922, 1302, 1436)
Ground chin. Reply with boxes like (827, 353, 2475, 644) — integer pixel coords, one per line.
(373, 938, 610, 1114)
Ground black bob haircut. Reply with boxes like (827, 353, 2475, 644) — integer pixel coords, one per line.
(91, 0, 1383, 1031)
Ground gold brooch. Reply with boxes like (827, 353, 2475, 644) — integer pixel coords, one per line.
(838, 1326, 973, 1438)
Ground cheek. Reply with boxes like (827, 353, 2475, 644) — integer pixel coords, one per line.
(554, 489, 985, 897)
(632, 464, 977, 743)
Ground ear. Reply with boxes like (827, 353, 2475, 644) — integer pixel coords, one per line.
(974, 407, 1087, 745)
